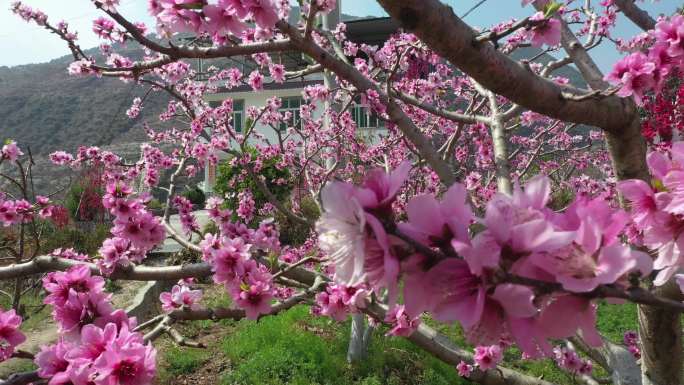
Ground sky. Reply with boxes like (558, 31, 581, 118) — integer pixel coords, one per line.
(0, 0, 680, 71)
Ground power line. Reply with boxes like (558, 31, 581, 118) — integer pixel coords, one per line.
(461, 0, 489, 19)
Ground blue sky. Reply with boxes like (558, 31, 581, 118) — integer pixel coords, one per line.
(0, 0, 679, 72)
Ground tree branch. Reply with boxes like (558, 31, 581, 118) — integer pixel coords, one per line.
(362, 302, 559, 385)
(0, 255, 212, 281)
(277, 20, 457, 186)
(375, 0, 638, 133)
(614, 0, 657, 31)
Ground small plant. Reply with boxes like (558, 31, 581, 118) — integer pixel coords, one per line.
(162, 346, 209, 375)
(214, 147, 292, 215)
(104, 279, 122, 293)
(147, 198, 163, 211)
(182, 185, 206, 206)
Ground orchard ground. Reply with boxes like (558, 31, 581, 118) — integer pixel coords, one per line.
(153, 285, 639, 385)
(0, 279, 147, 378)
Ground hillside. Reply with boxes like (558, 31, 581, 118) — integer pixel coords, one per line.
(0, 48, 170, 156)
(0, 20, 589, 197)
(0, 6, 358, 157)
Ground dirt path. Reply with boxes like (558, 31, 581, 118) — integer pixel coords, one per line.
(0, 280, 147, 377)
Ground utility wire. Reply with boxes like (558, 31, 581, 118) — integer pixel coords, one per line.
(461, 0, 489, 19)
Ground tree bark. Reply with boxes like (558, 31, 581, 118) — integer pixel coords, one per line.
(638, 281, 683, 385)
(614, 0, 657, 32)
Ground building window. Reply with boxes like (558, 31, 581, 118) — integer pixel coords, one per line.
(352, 104, 384, 129)
(208, 99, 245, 132)
(279, 96, 303, 131)
(232, 99, 244, 133)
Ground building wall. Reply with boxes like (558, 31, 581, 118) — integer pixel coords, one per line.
(202, 87, 387, 194)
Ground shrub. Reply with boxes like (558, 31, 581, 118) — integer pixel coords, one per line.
(182, 185, 206, 206)
(147, 198, 163, 211)
(214, 147, 292, 214)
(276, 195, 320, 246)
(64, 166, 106, 222)
(40, 222, 110, 256)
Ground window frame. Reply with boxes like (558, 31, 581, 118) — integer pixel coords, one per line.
(278, 96, 303, 131)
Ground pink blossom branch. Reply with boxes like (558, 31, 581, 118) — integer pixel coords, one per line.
(475, 16, 545, 45)
(390, 90, 491, 125)
(277, 20, 457, 186)
(140, 276, 326, 348)
(504, 273, 684, 313)
(101, 5, 292, 60)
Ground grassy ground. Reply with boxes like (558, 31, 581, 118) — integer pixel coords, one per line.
(155, 288, 641, 385)
(157, 304, 468, 385)
(0, 284, 641, 384)
(0, 279, 149, 379)
(0, 291, 48, 377)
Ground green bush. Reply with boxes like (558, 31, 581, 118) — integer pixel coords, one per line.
(63, 167, 106, 222)
(182, 185, 206, 206)
(40, 222, 110, 256)
(147, 198, 163, 211)
(214, 147, 292, 214)
(276, 195, 320, 246)
(64, 183, 85, 219)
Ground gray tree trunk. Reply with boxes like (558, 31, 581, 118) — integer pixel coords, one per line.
(347, 313, 373, 363)
(319, 1, 374, 364)
(602, 340, 642, 385)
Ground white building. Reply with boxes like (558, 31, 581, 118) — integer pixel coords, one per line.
(202, 17, 398, 194)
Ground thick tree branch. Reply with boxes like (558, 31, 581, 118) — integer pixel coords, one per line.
(0, 371, 40, 385)
(0, 255, 212, 281)
(614, 0, 657, 31)
(375, 0, 637, 132)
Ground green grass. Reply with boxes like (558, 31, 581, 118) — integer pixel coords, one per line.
(597, 301, 639, 343)
(156, 288, 643, 385)
(162, 346, 210, 376)
(220, 306, 468, 385)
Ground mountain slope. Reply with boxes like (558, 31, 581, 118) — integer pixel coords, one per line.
(0, 50, 169, 156)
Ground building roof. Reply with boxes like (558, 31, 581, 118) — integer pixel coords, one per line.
(212, 17, 399, 94)
(345, 17, 399, 47)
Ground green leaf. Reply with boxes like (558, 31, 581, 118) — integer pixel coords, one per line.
(652, 178, 667, 192)
(543, 1, 562, 18)
(176, 2, 205, 10)
(245, 117, 254, 129)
